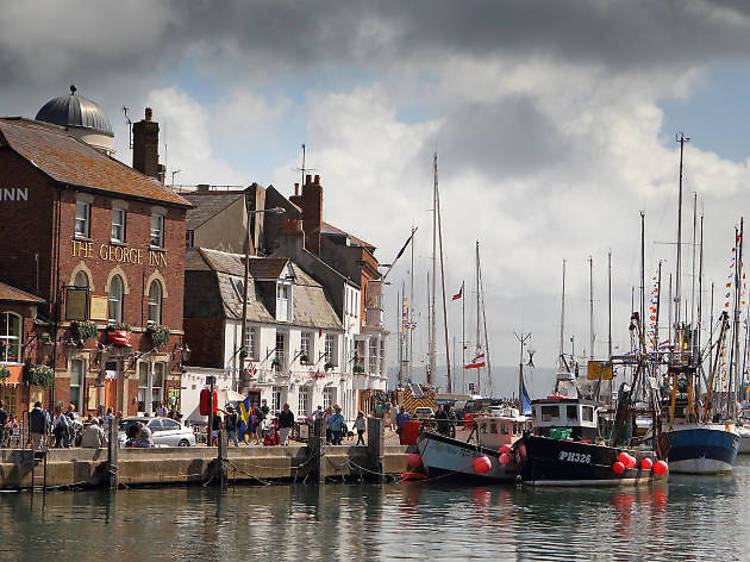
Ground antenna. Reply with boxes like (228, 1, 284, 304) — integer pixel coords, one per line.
(121, 106, 133, 150)
(293, 144, 316, 186)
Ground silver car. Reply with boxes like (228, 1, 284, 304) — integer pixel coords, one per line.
(118, 417, 196, 447)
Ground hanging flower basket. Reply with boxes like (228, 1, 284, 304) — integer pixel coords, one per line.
(106, 322, 132, 346)
(271, 358, 281, 371)
(324, 361, 334, 372)
(0, 366, 10, 382)
(23, 363, 54, 387)
(353, 364, 365, 375)
(146, 324, 170, 348)
(300, 354, 310, 365)
(71, 320, 98, 344)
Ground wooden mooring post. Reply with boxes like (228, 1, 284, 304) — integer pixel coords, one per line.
(216, 429, 228, 489)
(367, 417, 385, 482)
(311, 417, 326, 483)
(107, 420, 119, 491)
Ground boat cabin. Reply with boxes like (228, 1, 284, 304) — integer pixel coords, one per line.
(476, 407, 530, 448)
(531, 398, 599, 441)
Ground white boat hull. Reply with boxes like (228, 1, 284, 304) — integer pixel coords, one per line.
(417, 432, 515, 481)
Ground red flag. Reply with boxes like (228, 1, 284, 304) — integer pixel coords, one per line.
(452, 283, 463, 301)
(465, 361, 485, 369)
(472, 352, 485, 362)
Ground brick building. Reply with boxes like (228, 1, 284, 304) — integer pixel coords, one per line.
(0, 94, 190, 417)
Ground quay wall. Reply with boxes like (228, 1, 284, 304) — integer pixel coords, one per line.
(0, 444, 410, 490)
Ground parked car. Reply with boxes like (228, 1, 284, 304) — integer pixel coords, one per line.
(118, 417, 196, 447)
(413, 407, 435, 420)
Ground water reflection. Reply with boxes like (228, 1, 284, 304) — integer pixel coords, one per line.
(1, 459, 749, 560)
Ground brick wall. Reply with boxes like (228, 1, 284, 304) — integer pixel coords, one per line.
(183, 317, 225, 369)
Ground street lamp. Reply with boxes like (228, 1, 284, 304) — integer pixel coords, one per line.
(239, 205, 286, 392)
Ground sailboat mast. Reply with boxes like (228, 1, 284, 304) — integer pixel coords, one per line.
(478, 245, 493, 395)
(462, 280, 466, 394)
(589, 256, 594, 361)
(475, 240, 481, 395)
(675, 132, 689, 332)
(655, 260, 663, 352)
(409, 225, 415, 382)
(640, 211, 646, 329)
(397, 287, 403, 383)
(560, 260, 566, 364)
(608, 251, 613, 360)
(429, 153, 437, 387)
(436, 169, 451, 393)
(691, 193, 698, 327)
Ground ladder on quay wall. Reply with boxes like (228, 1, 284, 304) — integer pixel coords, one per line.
(29, 448, 47, 494)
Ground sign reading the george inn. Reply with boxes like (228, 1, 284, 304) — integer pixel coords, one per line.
(71, 240, 167, 267)
(0, 187, 29, 202)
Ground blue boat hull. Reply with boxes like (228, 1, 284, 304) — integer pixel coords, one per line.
(664, 424, 740, 474)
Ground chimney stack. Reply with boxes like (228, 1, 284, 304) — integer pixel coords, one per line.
(133, 107, 165, 182)
(294, 183, 300, 196)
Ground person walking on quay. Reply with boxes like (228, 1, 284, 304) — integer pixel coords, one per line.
(354, 411, 366, 446)
(324, 406, 333, 444)
(28, 402, 49, 449)
(396, 409, 410, 445)
(211, 412, 222, 446)
(6, 415, 18, 448)
(328, 406, 345, 445)
(224, 405, 239, 446)
(52, 405, 71, 448)
(81, 418, 106, 448)
(278, 403, 294, 445)
(434, 404, 450, 436)
(103, 407, 115, 432)
(0, 400, 8, 448)
(156, 401, 168, 418)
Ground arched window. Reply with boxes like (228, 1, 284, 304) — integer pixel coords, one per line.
(74, 271, 89, 289)
(108, 275, 124, 323)
(0, 312, 22, 363)
(147, 280, 162, 325)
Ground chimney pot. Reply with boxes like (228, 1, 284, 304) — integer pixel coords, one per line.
(305, 174, 312, 185)
(294, 183, 299, 196)
(145, 107, 153, 121)
(314, 174, 320, 185)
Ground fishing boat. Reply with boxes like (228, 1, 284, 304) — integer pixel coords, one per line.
(514, 396, 660, 486)
(416, 406, 528, 481)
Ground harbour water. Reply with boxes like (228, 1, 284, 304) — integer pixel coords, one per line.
(3, 458, 750, 561)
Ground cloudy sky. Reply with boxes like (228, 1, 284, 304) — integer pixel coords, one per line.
(4, 1, 750, 390)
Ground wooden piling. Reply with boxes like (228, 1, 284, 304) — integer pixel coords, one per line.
(311, 417, 326, 483)
(367, 417, 385, 482)
(107, 420, 118, 491)
(217, 429, 228, 489)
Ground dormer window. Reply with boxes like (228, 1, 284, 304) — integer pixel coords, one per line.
(276, 282, 291, 322)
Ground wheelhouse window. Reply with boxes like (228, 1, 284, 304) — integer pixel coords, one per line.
(0, 312, 22, 363)
(147, 280, 163, 325)
(108, 275, 124, 323)
(75, 202, 90, 239)
(582, 406, 594, 422)
(111, 208, 126, 243)
(567, 405, 578, 420)
(150, 214, 165, 248)
(540, 405, 559, 422)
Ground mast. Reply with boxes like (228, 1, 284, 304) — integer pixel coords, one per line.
(429, 153, 437, 387)
(462, 280, 466, 394)
(409, 225, 416, 382)
(675, 132, 690, 332)
(478, 245, 493, 395)
(589, 256, 594, 361)
(730, 219, 744, 419)
(559, 260, 567, 365)
(691, 193, 698, 327)
(654, 261, 663, 353)
(436, 168, 451, 393)
(426, 271, 431, 384)
(608, 252, 613, 360)
(708, 282, 714, 378)
(640, 211, 646, 330)
(515, 332, 531, 408)
(668, 274, 673, 358)
(475, 240, 481, 395)
(696, 213, 704, 398)
(397, 287, 403, 383)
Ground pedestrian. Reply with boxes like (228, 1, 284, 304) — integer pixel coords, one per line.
(224, 405, 239, 446)
(260, 399, 270, 418)
(65, 402, 76, 421)
(137, 422, 154, 448)
(211, 412, 222, 446)
(7, 415, 18, 448)
(354, 411, 366, 446)
(375, 401, 383, 419)
(324, 406, 333, 443)
(156, 401, 168, 417)
(81, 418, 106, 448)
(434, 404, 449, 436)
(103, 407, 115, 432)
(0, 400, 7, 448)
(278, 403, 294, 445)
(328, 405, 345, 445)
(52, 405, 70, 448)
(396, 409, 409, 445)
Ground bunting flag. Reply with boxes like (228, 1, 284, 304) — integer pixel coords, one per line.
(472, 352, 485, 362)
(237, 395, 254, 443)
(465, 361, 486, 369)
(452, 282, 464, 301)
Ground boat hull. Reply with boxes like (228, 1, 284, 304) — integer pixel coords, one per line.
(416, 432, 516, 482)
(738, 427, 750, 454)
(518, 435, 657, 487)
(663, 424, 740, 474)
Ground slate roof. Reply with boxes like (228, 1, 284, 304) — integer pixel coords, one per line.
(321, 221, 375, 250)
(0, 281, 44, 303)
(183, 191, 245, 230)
(184, 247, 341, 329)
(0, 118, 191, 207)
